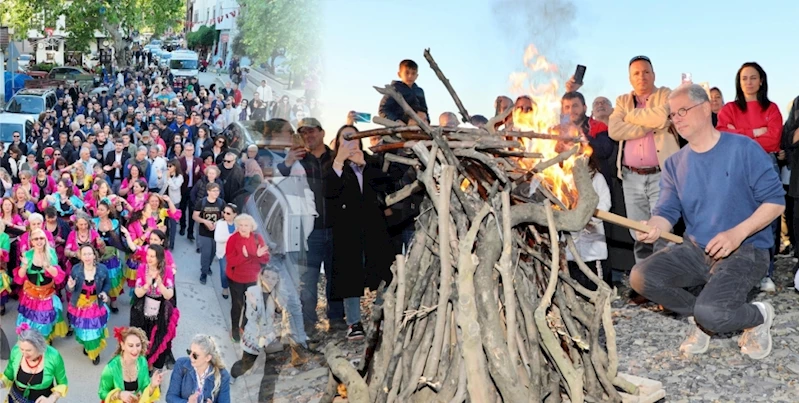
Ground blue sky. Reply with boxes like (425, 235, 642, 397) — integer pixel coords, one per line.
(319, 0, 799, 141)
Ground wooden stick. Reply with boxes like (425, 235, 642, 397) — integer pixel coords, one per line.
(424, 48, 471, 123)
(487, 107, 512, 134)
(370, 140, 522, 154)
(594, 209, 683, 244)
(346, 124, 581, 142)
(535, 201, 584, 403)
(324, 343, 369, 403)
(384, 153, 420, 166)
(454, 203, 495, 403)
(385, 181, 423, 207)
(495, 191, 518, 368)
(425, 165, 455, 379)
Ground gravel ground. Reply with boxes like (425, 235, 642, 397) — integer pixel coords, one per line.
(250, 259, 799, 402)
(613, 256, 799, 402)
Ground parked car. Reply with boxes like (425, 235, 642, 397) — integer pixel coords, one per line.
(46, 66, 99, 90)
(4, 88, 57, 120)
(0, 114, 35, 149)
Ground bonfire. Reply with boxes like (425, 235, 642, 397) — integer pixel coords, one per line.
(319, 47, 671, 403)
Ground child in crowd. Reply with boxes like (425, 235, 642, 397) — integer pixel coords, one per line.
(378, 59, 429, 125)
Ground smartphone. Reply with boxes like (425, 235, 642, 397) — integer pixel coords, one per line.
(353, 112, 372, 123)
(574, 65, 587, 85)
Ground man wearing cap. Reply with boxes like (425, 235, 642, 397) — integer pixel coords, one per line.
(609, 56, 680, 263)
(278, 117, 346, 335)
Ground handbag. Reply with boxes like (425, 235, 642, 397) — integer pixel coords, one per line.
(143, 295, 161, 318)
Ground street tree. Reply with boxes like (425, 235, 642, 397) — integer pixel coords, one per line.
(235, 0, 321, 82)
(1, 0, 184, 68)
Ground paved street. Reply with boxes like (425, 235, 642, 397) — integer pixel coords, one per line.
(0, 72, 268, 402)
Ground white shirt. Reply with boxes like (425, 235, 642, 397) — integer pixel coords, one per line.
(564, 173, 611, 262)
(256, 85, 273, 104)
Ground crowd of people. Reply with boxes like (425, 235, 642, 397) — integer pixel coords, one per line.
(0, 53, 291, 401)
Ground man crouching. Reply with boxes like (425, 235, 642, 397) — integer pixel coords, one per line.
(630, 84, 784, 359)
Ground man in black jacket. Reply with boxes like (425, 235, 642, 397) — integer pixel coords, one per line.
(103, 139, 131, 192)
(219, 151, 244, 204)
(277, 117, 345, 335)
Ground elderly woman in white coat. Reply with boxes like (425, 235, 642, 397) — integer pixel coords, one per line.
(214, 203, 238, 299)
(564, 156, 612, 291)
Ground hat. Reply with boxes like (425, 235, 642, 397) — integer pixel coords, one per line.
(629, 55, 651, 66)
(297, 117, 323, 131)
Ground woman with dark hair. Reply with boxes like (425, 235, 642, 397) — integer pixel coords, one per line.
(205, 135, 228, 164)
(66, 244, 110, 365)
(716, 61, 783, 292)
(326, 125, 394, 340)
(275, 96, 291, 121)
(93, 200, 126, 313)
(710, 87, 724, 127)
(130, 244, 179, 371)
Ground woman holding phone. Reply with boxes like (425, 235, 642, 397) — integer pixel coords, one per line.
(326, 125, 394, 340)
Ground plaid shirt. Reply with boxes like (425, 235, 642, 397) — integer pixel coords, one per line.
(277, 146, 333, 229)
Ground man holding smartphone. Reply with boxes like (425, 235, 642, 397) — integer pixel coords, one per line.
(278, 118, 346, 335)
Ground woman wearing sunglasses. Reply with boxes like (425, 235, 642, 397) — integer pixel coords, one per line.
(166, 334, 230, 403)
(15, 229, 68, 342)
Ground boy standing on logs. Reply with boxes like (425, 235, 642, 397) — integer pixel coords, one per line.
(630, 84, 784, 360)
(378, 59, 430, 125)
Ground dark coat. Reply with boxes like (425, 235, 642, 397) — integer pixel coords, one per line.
(378, 80, 429, 124)
(326, 155, 394, 299)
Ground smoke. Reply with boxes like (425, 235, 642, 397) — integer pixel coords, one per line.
(492, 0, 578, 82)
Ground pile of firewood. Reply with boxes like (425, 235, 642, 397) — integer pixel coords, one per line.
(319, 49, 645, 403)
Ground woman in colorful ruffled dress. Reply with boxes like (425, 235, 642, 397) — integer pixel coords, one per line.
(98, 326, 164, 403)
(66, 244, 110, 365)
(1, 324, 68, 403)
(41, 179, 84, 219)
(43, 207, 71, 274)
(16, 229, 68, 342)
(0, 197, 26, 235)
(85, 179, 119, 216)
(124, 209, 158, 291)
(93, 200, 127, 314)
(12, 186, 36, 222)
(130, 244, 179, 371)
(0, 220, 12, 316)
(18, 213, 57, 260)
(118, 165, 146, 198)
(32, 167, 57, 203)
(126, 179, 150, 213)
(143, 194, 181, 244)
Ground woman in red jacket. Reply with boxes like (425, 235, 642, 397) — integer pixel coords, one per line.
(224, 214, 270, 342)
(716, 61, 783, 292)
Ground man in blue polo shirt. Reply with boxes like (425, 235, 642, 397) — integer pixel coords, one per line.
(630, 84, 784, 360)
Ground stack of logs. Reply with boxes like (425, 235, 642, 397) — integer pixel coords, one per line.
(320, 49, 641, 403)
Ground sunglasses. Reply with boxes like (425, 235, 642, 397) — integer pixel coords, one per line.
(223, 159, 235, 164)
(223, 211, 233, 215)
(32, 237, 45, 241)
(186, 349, 200, 360)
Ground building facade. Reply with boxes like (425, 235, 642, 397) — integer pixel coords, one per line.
(188, 0, 240, 68)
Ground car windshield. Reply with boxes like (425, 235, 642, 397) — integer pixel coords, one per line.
(5, 96, 44, 114)
(0, 124, 23, 143)
(170, 59, 198, 70)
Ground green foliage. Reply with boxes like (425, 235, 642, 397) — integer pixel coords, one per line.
(237, 0, 321, 77)
(30, 62, 55, 72)
(187, 24, 217, 50)
(3, 0, 184, 67)
(0, 0, 63, 40)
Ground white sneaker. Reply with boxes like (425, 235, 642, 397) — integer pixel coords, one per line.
(739, 302, 774, 360)
(794, 267, 799, 292)
(760, 277, 776, 293)
(679, 317, 711, 355)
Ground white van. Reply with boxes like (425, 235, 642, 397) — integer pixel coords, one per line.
(169, 50, 199, 89)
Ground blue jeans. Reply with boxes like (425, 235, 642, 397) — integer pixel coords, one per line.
(219, 257, 228, 289)
(622, 168, 668, 262)
(167, 218, 178, 250)
(198, 235, 215, 278)
(344, 297, 361, 326)
(300, 228, 344, 330)
(766, 153, 780, 278)
(272, 252, 308, 346)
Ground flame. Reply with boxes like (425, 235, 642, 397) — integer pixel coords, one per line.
(460, 178, 471, 192)
(509, 44, 592, 209)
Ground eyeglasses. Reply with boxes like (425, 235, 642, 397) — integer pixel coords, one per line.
(13, 135, 19, 138)
(668, 102, 705, 121)
(223, 211, 233, 215)
(186, 349, 200, 360)
(53, 153, 61, 157)
(216, 139, 225, 144)
(32, 237, 45, 241)
(224, 159, 235, 164)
